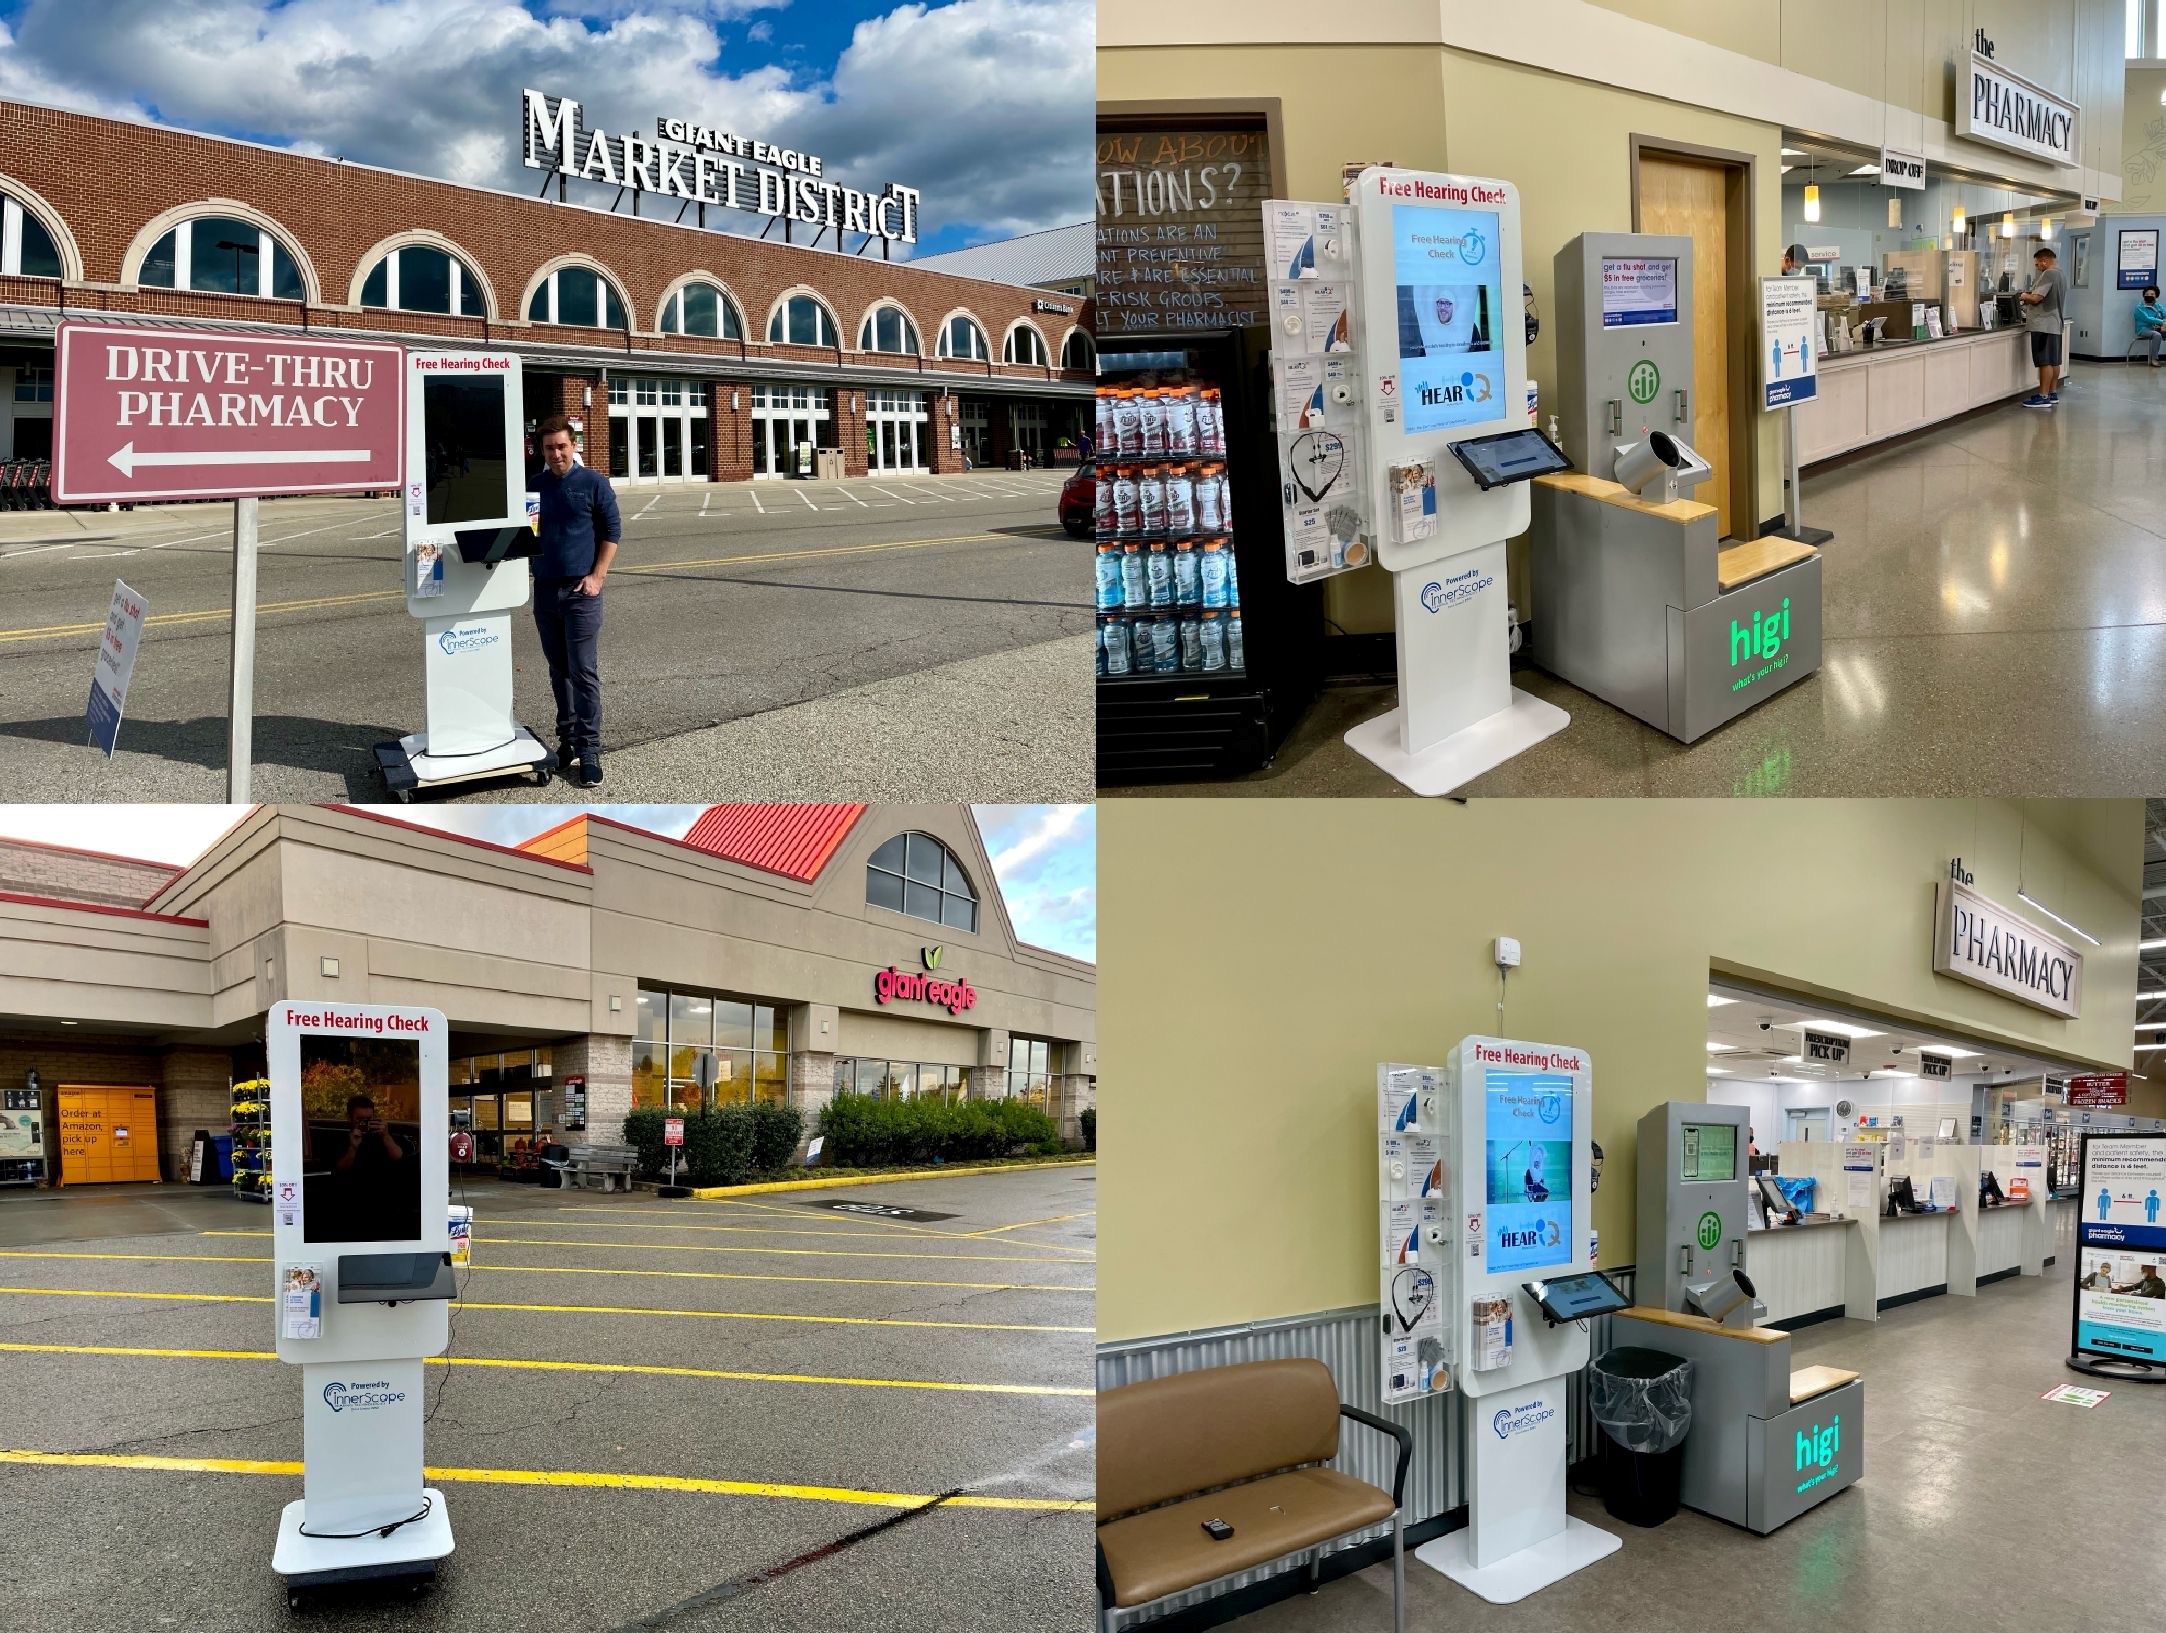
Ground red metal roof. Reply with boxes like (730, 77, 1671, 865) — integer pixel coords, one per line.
(679, 805, 866, 882)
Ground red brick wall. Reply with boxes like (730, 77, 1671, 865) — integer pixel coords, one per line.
(0, 99, 1093, 401)
(0, 839, 178, 908)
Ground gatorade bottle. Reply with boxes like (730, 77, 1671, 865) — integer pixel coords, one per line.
(1094, 542, 1123, 611)
(1145, 540, 1173, 608)
(1228, 607, 1246, 669)
(1103, 615, 1133, 676)
(1199, 387, 1226, 456)
(1223, 542, 1241, 608)
(1111, 464, 1140, 538)
(1200, 608, 1227, 672)
(1113, 389, 1141, 457)
(1164, 463, 1196, 536)
(1195, 461, 1226, 532)
(1120, 542, 1147, 611)
(1138, 463, 1167, 540)
(1172, 540, 1201, 607)
(1139, 387, 1168, 458)
(1199, 539, 1230, 608)
(1167, 386, 1199, 457)
(1149, 613, 1180, 674)
(1178, 612, 1204, 672)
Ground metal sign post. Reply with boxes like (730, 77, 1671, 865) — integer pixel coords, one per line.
(229, 498, 259, 800)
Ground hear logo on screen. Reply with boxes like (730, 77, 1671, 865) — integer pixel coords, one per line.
(1458, 229, 1487, 267)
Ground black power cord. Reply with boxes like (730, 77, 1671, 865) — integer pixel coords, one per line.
(424, 1160, 472, 1426)
(299, 1494, 434, 1541)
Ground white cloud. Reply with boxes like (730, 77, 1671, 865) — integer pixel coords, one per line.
(985, 801, 1087, 875)
(2, 0, 1090, 243)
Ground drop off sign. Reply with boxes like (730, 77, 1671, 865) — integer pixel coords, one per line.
(51, 325, 404, 505)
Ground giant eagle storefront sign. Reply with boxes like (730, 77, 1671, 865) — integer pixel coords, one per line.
(1931, 869, 2083, 1019)
(522, 89, 921, 244)
(1955, 51, 2080, 169)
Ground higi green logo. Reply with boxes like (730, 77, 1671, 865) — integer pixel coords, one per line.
(1730, 599, 1790, 666)
(1794, 1413, 1842, 1492)
(1696, 1210, 1722, 1252)
(1627, 360, 1660, 404)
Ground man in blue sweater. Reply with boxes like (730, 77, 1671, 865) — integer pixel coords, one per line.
(530, 416, 620, 786)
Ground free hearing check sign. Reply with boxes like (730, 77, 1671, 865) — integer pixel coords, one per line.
(50, 324, 404, 505)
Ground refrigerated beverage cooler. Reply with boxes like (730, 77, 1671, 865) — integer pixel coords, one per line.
(1095, 329, 1321, 780)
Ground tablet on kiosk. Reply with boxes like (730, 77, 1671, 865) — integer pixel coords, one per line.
(1522, 1269, 1630, 1325)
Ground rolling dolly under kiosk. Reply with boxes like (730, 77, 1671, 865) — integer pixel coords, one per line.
(1611, 1101, 1863, 1533)
(374, 350, 556, 799)
(267, 1000, 458, 1607)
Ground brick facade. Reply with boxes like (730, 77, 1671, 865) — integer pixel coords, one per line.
(0, 98, 1092, 479)
(0, 1037, 238, 1184)
(786, 1049, 838, 1159)
(0, 838, 179, 909)
(555, 1034, 633, 1147)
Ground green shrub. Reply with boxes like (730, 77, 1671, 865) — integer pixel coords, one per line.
(621, 1107, 670, 1176)
(751, 1100, 805, 1172)
(621, 1102, 800, 1185)
(817, 1092, 1061, 1167)
(1079, 1107, 1095, 1152)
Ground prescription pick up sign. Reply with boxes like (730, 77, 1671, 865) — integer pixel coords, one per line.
(1759, 278, 1818, 409)
(51, 325, 405, 505)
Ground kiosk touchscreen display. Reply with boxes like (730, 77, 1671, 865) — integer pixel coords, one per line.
(1391, 204, 1505, 436)
(1681, 1121, 1737, 1182)
(1483, 1071, 1575, 1274)
(301, 1037, 423, 1245)
(423, 376, 510, 525)
(1600, 257, 1678, 327)
(1524, 1270, 1629, 1323)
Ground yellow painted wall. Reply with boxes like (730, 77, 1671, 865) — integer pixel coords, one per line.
(1097, 799, 2143, 1342)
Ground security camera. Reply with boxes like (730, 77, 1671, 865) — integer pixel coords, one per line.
(1759, 1021, 1774, 1032)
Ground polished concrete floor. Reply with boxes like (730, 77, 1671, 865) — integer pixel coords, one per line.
(1119, 361, 2166, 796)
(1234, 1208, 2166, 1632)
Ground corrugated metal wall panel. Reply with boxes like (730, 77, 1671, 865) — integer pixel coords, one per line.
(1097, 1268, 1637, 1628)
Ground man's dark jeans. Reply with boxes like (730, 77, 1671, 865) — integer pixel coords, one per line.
(533, 575, 603, 759)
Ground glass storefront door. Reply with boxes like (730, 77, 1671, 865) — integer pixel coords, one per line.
(751, 386, 833, 478)
(866, 390, 927, 473)
(608, 375, 708, 483)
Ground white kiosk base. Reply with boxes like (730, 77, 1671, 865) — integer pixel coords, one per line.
(272, 1489, 454, 1599)
(373, 608, 556, 799)
(375, 726, 555, 800)
(1345, 689, 1569, 796)
(1415, 1516, 1620, 1605)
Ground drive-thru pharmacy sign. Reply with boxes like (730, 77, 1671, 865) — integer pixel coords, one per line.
(1931, 863, 2082, 1018)
(51, 326, 404, 505)
(523, 89, 920, 245)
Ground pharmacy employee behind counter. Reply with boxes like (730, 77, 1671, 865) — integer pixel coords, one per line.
(530, 415, 620, 787)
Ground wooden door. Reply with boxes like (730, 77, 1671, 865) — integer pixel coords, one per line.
(1638, 155, 1734, 537)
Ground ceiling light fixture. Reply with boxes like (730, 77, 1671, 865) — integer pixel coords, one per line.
(2017, 890, 2101, 946)
(1706, 1067, 1733, 1075)
(1780, 147, 1807, 157)
(1708, 995, 1737, 1008)
(1795, 1019, 1883, 1039)
(1850, 164, 1882, 177)
(2140, 938, 2166, 951)
(1918, 1046, 1980, 1059)
(1707, 1042, 1739, 1053)
(2142, 991, 2166, 1001)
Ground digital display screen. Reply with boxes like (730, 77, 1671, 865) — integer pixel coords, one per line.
(1601, 257, 1678, 326)
(1484, 1071, 1574, 1274)
(1449, 427, 1571, 491)
(301, 1037, 422, 1244)
(423, 376, 510, 525)
(1681, 1122, 1737, 1183)
(1525, 1271, 1629, 1322)
(1392, 203, 1504, 435)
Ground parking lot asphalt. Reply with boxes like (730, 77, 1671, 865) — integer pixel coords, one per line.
(0, 470, 1088, 803)
(0, 1166, 1097, 1631)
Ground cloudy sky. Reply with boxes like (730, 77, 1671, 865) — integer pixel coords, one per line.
(0, 0, 1090, 256)
(0, 802, 1095, 960)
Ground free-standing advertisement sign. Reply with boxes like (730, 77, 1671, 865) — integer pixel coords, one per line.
(2070, 1133, 2166, 1371)
(2118, 229, 2160, 291)
(86, 578, 147, 756)
(1759, 277, 1819, 408)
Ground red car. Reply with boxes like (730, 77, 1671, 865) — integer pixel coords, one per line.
(1059, 460, 1094, 538)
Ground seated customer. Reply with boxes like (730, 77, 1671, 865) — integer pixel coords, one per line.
(2137, 287, 2166, 367)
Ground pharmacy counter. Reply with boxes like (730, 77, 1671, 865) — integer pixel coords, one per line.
(1795, 329, 2032, 465)
(1746, 1218, 1854, 1327)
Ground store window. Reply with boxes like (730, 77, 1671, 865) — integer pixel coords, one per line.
(1061, 329, 1096, 371)
(13, 365, 53, 404)
(631, 983, 787, 1111)
(749, 382, 834, 477)
(1003, 322, 1049, 366)
(938, 315, 990, 361)
(527, 263, 628, 329)
(834, 1059, 967, 1104)
(1, 194, 63, 278)
(358, 243, 487, 317)
(865, 388, 929, 473)
(865, 830, 979, 932)
(767, 293, 837, 347)
(137, 213, 304, 299)
(2130, 0, 2157, 58)
(1008, 1037, 1054, 1114)
(660, 280, 743, 339)
(857, 303, 920, 354)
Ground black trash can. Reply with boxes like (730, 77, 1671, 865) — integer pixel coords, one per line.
(1589, 1345, 1694, 1528)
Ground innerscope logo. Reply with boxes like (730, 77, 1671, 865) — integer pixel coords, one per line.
(1491, 1397, 1556, 1440)
(322, 1379, 406, 1414)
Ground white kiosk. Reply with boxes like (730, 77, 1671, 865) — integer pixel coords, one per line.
(1343, 169, 1573, 795)
(268, 1000, 457, 1605)
(374, 352, 555, 799)
(1416, 1035, 1619, 1602)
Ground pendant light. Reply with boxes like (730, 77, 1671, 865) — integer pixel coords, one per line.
(2002, 210, 2016, 239)
(1803, 154, 1820, 223)
(1952, 203, 1966, 237)
(1888, 195, 1902, 229)
(2040, 215, 2054, 240)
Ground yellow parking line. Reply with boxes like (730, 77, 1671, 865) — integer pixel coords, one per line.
(0, 1450, 1093, 1513)
(0, 587, 402, 644)
(0, 1249, 1088, 1294)
(964, 1210, 1097, 1239)
(199, 1229, 1088, 1266)
(0, 1342, 1089, 1397)
(536, 1215, 1096, 1258)
(0, 1285, 1091, 1334)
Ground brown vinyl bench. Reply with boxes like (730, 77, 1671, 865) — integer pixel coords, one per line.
(1096, 1358, 1412, 1632)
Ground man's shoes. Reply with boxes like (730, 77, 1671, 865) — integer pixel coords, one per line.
(2046, 392, 2059, 403)
(581, 759, 604, 788)
(555, 741, 578, 771)
(2022, 394, 2052, 407)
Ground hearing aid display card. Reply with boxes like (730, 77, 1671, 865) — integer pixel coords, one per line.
(1383, 1336, 1449, 1403)
(280, 1264, 323, 1340)
(1384, 1197, 1445, 1266)
(1267, 202, 1347, 281)
(1279, 426, 1371, 585)
(1272, 281, 1356, 354)
(1274, 355, 1359, 431)
(1379, 1063, 1440, 1135)
(1382, 1258, 1443, 1340)
(1388, 459, 1439, 546)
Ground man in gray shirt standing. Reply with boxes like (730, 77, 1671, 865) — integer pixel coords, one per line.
(2020, 245, 2067, 407)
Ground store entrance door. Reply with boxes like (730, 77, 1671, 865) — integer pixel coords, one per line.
(1635, 145, 1753, 540)
(1785, 1107, 1831, 1143)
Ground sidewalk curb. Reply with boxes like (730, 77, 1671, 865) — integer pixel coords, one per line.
(688, 1156, 1095, 1199)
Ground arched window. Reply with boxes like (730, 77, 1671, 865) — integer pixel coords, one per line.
(1061, 328, 1095, 371)
(1003, 322, 1049, 366)
(527, 263, 628, 329)
(359, 243, 487, 317)
(866, 831, 979, 933)
(138, 213, 304, 299)
(857, 303, 920, 354)
(1, 192, 62, 277)
(938, 314, 990, 361)
(660, 280, 743, 339)
(768, 293, 837, 346)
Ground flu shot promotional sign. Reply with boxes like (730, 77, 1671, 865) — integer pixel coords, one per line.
(2072, 1134, 2166, 1366)
(1483, 1072, 1576, 1274)
(1391, 204, 1506, 436)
